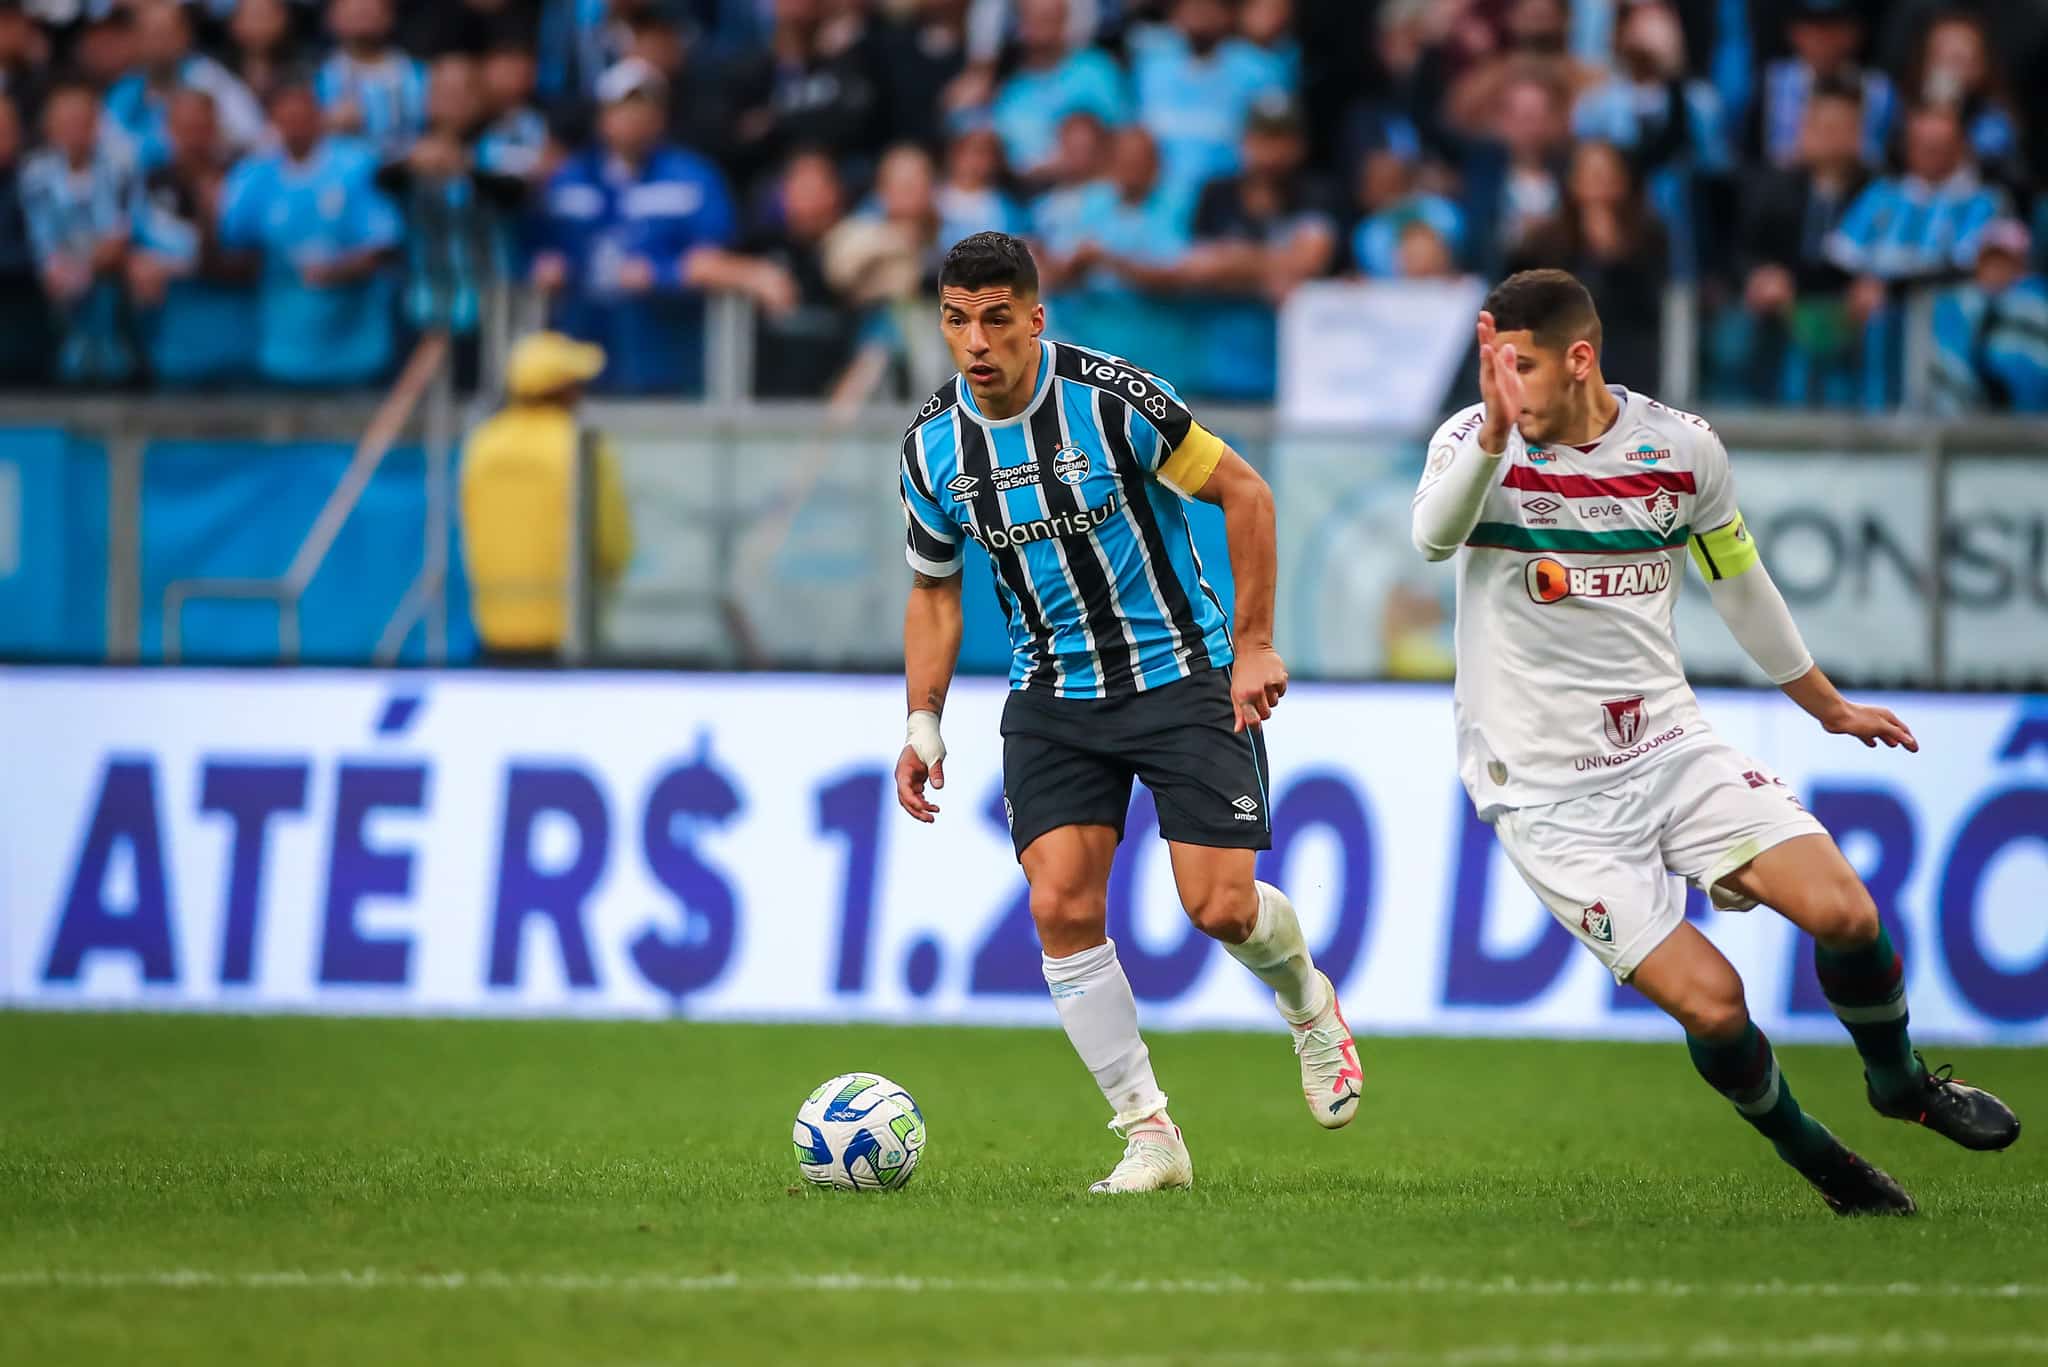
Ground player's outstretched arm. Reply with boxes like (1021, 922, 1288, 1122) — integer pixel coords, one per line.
(1690, 517, 1918, 753)
(1412, 312, 1520, 561)
(1195, 448, 1288, 733)
(1779, 665, 1919, 752)
(897, 569, 964, 822)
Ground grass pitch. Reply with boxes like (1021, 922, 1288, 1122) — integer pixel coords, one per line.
(3, 1013, 2045, 1366)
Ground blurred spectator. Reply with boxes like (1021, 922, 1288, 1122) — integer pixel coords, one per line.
(625, 5, 733, 167)
(1395, 218, 1459, 279)
(535, 0, 612, 108)
(938, 120, 1026, 250)
(226, 0, 308, 110)
(0, 88, 53, 383)
(989, 0, 1127, 181)
(460, 330, 633, 663)
(20, 81, 136, 383)
(1931, 217, 2048, 412)
(1351, 148, 1462, 278)
(219, 81, 401, 387)
(1450, 65, 1567, 277)
(1186, 95, 1336, 297)
(1130, 0, 1291, 199)
(737, 150, 865, 397)
(1515, 139, 1668, 392)
(872, 140, 942, 280)
(1828, 102, 2003, 316)
(1339, 0, 1442, 173)
(476, 37, 549, 180)
(1900, 9, 2023, 184)
(1572, 0, 1730, 278)
(317, 0, 427, 155)
(73, 8, 140, 93)
(1444, 0, 1605, 138)
(1181, 95, 1335, 398)
(0, 0, 51, 130)
(534, 58, 737, 395)
(128, 88, 258, 386)
(105, 0, 266, 168)
(1042, 126, 1193, 372)
(1238, 0, 1301, 87)
(1755, 0, 1894, 170)
(728, 0, 888, 191)
(376, 54, 525, 362)
(1724, 79, 1869, 405)
(879, 0, 971, 150)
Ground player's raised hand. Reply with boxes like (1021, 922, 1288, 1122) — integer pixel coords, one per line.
(1232, 644, 1290, 733)
(1822, 701, 1920, 753)
(1475, 310, 1524, 454)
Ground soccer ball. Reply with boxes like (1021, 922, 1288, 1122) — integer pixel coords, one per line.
(792, 1072, 926, 1191)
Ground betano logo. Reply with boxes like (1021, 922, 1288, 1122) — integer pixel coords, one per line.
(1525, 557, 1673, 603)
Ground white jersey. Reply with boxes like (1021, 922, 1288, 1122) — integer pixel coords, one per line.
(1418, 386, 1740, 815)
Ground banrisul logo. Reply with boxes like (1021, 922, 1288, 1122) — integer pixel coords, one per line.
(967, 495, 1121, 551)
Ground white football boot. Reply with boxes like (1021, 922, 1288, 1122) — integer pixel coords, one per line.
(1088, 1115, 1194, 1194)
(1291, 972, 1363, 1129)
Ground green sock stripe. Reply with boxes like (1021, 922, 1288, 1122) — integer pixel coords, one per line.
(1814, 927, 1904, 1008)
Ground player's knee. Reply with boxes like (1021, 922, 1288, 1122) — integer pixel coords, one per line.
(1678, 991, 1750, 1041)
(1182, 881, 1257, 945)
(1805, 874, 1879, 949)
(1029, 882, 1107, 951)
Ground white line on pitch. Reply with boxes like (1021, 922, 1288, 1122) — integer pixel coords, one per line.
(1, 1269, 2046, 1301)
(1026, 1333, 2048, 1367)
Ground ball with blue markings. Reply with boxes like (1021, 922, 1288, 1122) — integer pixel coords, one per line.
(792, 1073, 926, 1191)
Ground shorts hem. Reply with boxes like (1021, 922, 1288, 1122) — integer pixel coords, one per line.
(1010, 814, 1127, 861)
(1693, 815, 1830, 910)
(1154, 824, 1273, 852)
(1607, 912, 1685, 985)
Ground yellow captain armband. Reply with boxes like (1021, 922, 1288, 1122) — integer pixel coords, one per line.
(1156, 421, 1226, 496)
(1690, 511, 1762, 582)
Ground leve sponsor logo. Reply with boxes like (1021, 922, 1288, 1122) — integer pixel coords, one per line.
(1524, 557, 1673, 604)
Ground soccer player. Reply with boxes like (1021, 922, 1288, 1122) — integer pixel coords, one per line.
(1413, 269, 2020, 1215)
(894, 231, 1362, 1193)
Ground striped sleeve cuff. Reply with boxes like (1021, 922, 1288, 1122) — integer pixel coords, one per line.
(906, 543, 962, 578)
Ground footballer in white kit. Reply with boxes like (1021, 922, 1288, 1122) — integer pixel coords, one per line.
(1414, 270, 2018, 1216)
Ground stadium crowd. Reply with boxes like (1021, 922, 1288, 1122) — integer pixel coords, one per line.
(1, 0, 2045, 409)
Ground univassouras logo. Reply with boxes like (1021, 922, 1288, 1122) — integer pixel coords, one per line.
(1525, 557, 1673, 603)
(966, 496, 1121, 551)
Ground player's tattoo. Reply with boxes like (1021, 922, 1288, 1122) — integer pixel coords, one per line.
(923, 686, 945, 712)
(911, 571, 950, 590)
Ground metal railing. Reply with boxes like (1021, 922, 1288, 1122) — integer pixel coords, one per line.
(158, 333, 454, 664)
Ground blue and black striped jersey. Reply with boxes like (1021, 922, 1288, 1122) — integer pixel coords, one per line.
(900, 338, 1236, 698)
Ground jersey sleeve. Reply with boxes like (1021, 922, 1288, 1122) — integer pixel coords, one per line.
(900, 430, 963, 578)
(1685, 421, 1760, 582)
(1125, 371, 1226, 498)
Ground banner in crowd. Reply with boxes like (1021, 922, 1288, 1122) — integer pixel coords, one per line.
(4, 669, 2044, 1044)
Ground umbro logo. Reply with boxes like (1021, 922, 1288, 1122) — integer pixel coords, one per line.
(1231, 795, 1260, 822)
(946, 475, 979, 500)
(1523, 497, 1562, 516)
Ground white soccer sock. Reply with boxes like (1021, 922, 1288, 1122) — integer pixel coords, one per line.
(1224, 881, 1328, 1023)
(1042, 940, 1169, 1131)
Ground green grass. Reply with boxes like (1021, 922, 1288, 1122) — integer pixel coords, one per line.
(3, 1014, 2045, 1366)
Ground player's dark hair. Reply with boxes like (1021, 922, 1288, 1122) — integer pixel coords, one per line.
(1483, 268, 1603, 356)
(1808, 73, 1863, 111)
(940, 231, 1039, 297)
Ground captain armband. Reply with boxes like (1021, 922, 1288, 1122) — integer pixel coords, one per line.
(1155, 421, 1226, 497)
(1689, 511, 1762, 582)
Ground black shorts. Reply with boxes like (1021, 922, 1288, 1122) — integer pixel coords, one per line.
(999, 667, 1273, 859)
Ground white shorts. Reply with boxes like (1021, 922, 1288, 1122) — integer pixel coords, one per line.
(1490, 741, 1827, 983)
